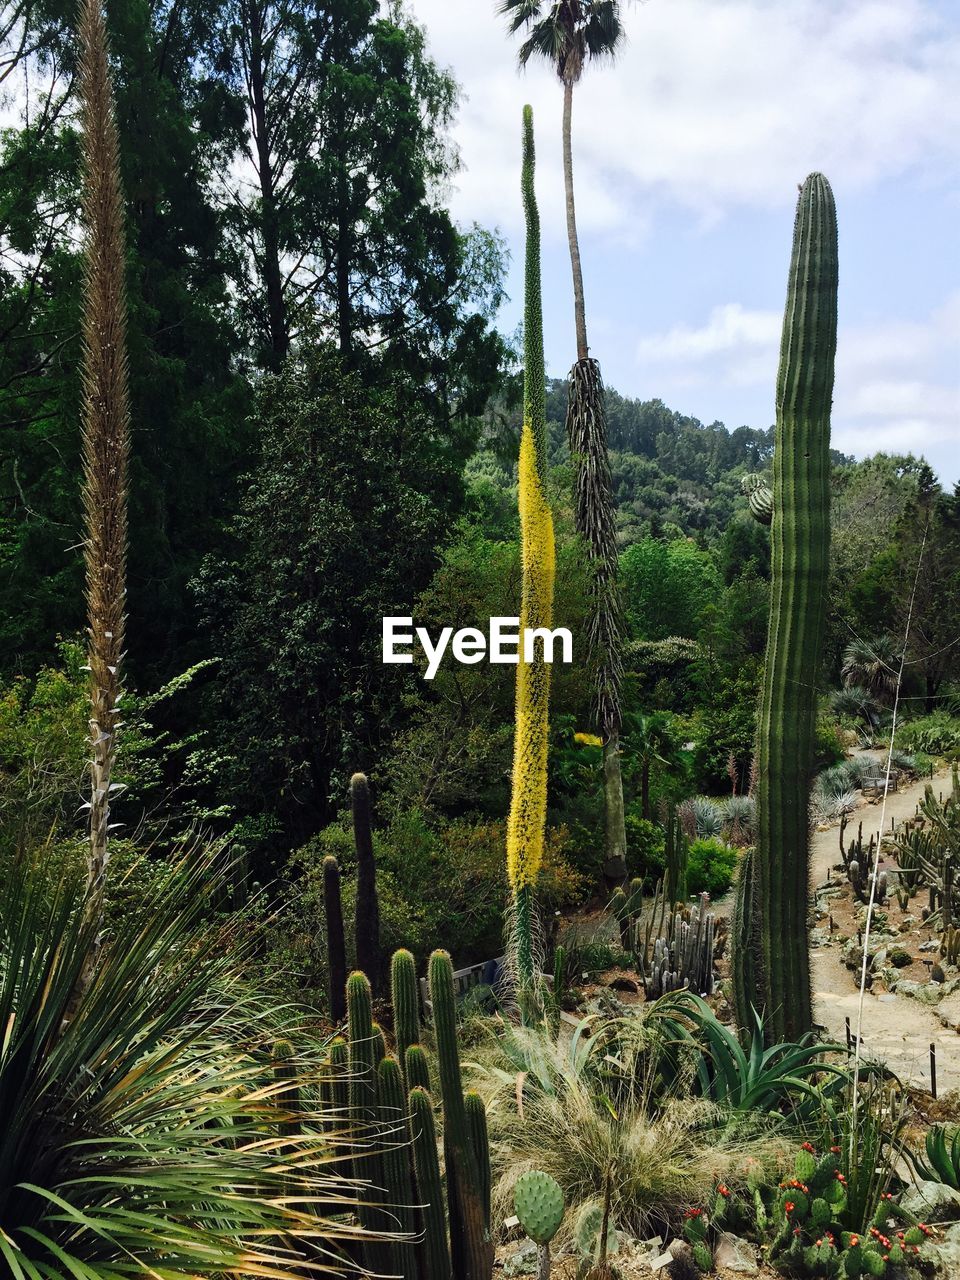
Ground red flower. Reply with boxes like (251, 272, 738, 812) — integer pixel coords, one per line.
(784, 1201, 795, 1215)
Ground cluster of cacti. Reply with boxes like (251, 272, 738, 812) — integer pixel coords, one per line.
(637, 893, 716, 999)
(683, 1145, 933, 1279)
(890, 770, 960, 930)
(506, 105, 556, 1003)
(846, 857, 888, 907)
(738, 174, 837, 1041)
(514, 1171, 564, 1280)
(942, 924, 960, 967)
(325, 950, 494, 1279)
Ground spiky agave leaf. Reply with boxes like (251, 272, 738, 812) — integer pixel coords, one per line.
(0, 846, 373, 1276)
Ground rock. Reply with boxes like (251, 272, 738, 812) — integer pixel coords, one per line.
(921, 1221, 960, 1272)
(609, 976, 639, 993)
(810, 928, 833, 948)
(714, 1231, 759, 1273)
(502, 1240, 538, 1276)
(894, 980, 947, 1005)
(920, 939, 941, 951)
(899, 1180, 960, 1221)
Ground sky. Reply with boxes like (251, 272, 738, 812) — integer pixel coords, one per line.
(407, 0, 960, 485)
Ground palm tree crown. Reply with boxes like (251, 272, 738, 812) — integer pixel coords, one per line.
(501, 0, 625, 84)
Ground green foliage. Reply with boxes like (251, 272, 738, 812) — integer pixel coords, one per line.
(910, 1124, 960, 1191)
(686, 838, 739, 898)
(0, 846, 365, 1276)
(623, 813, 667, 883)
(620, 537, 721, 642)
(899, 713, 960, 757)
(647, 993, 859, 1120)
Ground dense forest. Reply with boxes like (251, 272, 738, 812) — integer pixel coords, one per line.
(2, 0, 960, 1276)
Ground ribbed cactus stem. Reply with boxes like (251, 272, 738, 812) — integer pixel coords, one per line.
(323, 854, 347, 1023)
(378, 1056, 418, 1279)
(346, 970, 388, 1274)
(429, 950, 493, 1279)
(391, 948, 420, 1074)
(754, 173, 837, 1041)
(409, 1086, 451, 1280)
(272, 1038, 299, 1139)
(352, 772, 382, 995)
(465, 1091, 491, 1230)
(405, 1043, 431, 1094)
(507, 104, 555, 1004)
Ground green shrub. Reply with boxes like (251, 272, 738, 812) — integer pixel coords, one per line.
(899, 712, 960, 757)
(623, 812, 666, 884)
(686, 837, 739, 898)
(814, 716, 847, 769)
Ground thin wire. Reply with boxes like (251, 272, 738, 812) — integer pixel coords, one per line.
(849, 521, 929, 1162)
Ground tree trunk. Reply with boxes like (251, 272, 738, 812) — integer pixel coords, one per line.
(603, 734, 627, 887)
(562, 77, 588, 360)
(249, 7, 288, 367)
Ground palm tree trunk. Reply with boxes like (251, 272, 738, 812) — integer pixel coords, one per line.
(562, 77, 588, 361)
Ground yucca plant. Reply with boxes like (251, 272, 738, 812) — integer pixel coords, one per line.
(0, 847, 369, 1277)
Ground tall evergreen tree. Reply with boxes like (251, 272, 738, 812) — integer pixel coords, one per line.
(501, 0, 629, 884)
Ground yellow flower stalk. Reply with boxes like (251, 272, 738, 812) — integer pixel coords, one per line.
(507, 105, 556, 995)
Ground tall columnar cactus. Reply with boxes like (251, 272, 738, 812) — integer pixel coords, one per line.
(409, 1086, 451, 1279)
(391, 948, 420, 1074)
(465, 1092, 491, 1231)
(272, 1039, 299, 1139)
(346, 970, 388, 1275)
(731, 847, 762, 1035)
(378, 1056, 418, 1279)
(752, 174, 837, 1041)
(507, 104, 556, 999)
(429, 950, 493, 1279)
(351, 772, 382, 994)
(323, 854, 347, 1023)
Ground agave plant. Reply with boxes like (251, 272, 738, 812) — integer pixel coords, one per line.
(645, 991, 865, 1121)
(0, 847, 368, 1277)
(720, 795, 756, 845)
(910, 1123, 960, 1191)
(679, 796, 724, 841)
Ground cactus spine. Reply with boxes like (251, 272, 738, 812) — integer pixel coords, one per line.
(507, 104, 556, 1001)
(351, 772, 382, 995)
(323, 854, 347, 1023)
(378, 1056, 418, 1279)
(752, 174, 837, 1041)
(429, 950, 493, 1279)
(409, 1086, 451, 1279)
(391, 948, 420, 1075)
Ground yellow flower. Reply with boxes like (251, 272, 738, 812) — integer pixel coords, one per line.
(573, 732, 603, 748)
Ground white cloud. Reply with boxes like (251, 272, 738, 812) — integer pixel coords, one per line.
(408, 0, 960, 240)
(633, 290, 959, 465)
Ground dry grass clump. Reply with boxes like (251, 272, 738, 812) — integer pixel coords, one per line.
(468, 1015, 789, 1242)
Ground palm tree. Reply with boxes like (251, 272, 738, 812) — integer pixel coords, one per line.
(501, 0, 630, 887)
(841, 635, 900, 706)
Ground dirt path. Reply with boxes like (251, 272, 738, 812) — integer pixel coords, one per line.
(809, 755, 960, 1093)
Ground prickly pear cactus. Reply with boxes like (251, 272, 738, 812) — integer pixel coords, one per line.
(514, 1170, 564, 1245)
(572, 1200, 618, 1264)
